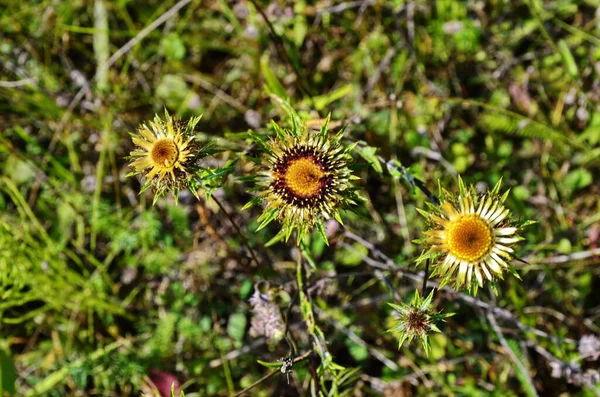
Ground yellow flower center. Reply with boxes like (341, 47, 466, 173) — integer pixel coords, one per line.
(284, 157, 325, 197)
(151, 138, 179, 167)
(445, 214, 492, 262)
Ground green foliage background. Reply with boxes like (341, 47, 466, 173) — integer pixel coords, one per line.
(1, 0, 599, 395)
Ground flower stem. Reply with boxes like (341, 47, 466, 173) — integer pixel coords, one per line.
(296, 246, 321, 392)
(283, 289, 299, 357)
(296, 246, 304, 290)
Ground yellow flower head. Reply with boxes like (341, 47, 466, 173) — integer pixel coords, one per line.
(128, 110, 205, 202)
(246, 112, 361, 245)
(417, 177, 528, 294)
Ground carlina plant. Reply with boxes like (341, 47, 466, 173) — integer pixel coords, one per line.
(126, 109, 263, 271)
(127, 109, 222, 204)
(244, 99, 361, 245)
(387, 290, 453, 356)
(242, 98, 365, 393)
(415, 177, 533, 295)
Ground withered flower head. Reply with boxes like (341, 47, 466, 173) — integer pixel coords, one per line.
(249, 284, 285, 342)
(387, 291, 451, 355)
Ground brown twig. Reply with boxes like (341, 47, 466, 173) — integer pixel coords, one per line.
(342, 229, 578, 345)
(353, 140, 439, 205)
(210, 195, 264, 273)
(314, 306, 399, 371)
(283, 289, 299, 357)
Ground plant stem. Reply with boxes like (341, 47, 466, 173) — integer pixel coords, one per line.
(296, 246, 304, 290)
(295, 246, 321, 393)
(211, 195, 262, 271)
(283, 289, 299, 357)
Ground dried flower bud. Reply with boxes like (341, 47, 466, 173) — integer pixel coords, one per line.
(249, 285, 285, 342)
(579, 334, 600, 361)
(387, 290, 453, 356)
(549, 360, 600, 387)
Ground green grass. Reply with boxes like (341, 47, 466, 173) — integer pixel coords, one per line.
(1, 0, 599, 395)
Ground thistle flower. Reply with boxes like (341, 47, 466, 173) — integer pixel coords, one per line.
(246, 112, 361, 244)
(387, 290, 451, 355)
(416, 177, 530, 294)
(128, 110, 213, 203)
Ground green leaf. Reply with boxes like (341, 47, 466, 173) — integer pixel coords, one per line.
(312, 84, 354, 111)
(507, 339, 537, 397)
(356, 144, 383, 174)
(347, 340, 368, 362)
(578, 112, 600, 146)
(335, 243, 368, 267)
(300, 243, 317, 269)
(265, 228, 287, 247)
(387, 302, 407, 315)
(242, 196, 261, 211)
(563, 168, 592, 193)
(239, 278, 253, 299)
(256, 208, 279, 231)
(557, 39, 578, 78)
(299, 290, 315, 334)
(260, 56, 287, 99)
(249, 130, 273, 154)
(315, 222, 329, 247)
(0, 348, 16, 395)
(93, 0, 109, 92)
(226, 312, 247, 342)
(333, 210, 344, 226)
(284, 223, 295, 243)
(257, 359, 284, 369)
(269, 95, 304, 136)
(292, 2, 307, 47)
(160, 33, 186, 61)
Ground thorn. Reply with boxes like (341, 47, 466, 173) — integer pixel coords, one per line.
(513, 255, 529, 264)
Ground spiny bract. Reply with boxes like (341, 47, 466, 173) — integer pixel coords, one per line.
(416, 177, 531, 294)
(387, 290, 452, 356)
(128, 110, 214, 203)
(245, 109, 361, 245)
